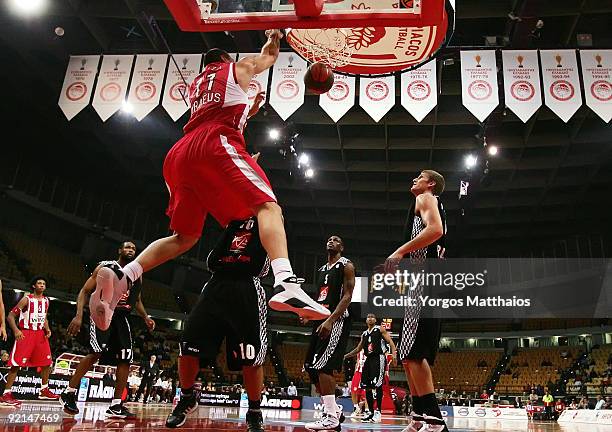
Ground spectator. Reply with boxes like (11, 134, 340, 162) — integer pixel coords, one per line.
(568, 399, 577, 410)
(136, 354, 160, 403)
(128, 372, 141, 401)
(514, 396, 522, 408)
(595, 395, 605, 410)
(554, 398, 565, 419)
(529, 390, 539, 404)
(0, 351, 9, 367)
(577, 397, 588, 409)
(287, 382, 298, 397)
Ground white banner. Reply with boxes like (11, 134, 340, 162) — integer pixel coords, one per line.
(92, 55, 134, 121)
(269, 53, 306, 120)
(58, 55, 100, 121)
(461, 50, 499, 122)
(580, 50, 612, 122)
(540, 50, 582, 122)
(401, 59, 437, 122)
(127, 54, 168, 121)
(359, 75, 395, 122)
(238, 53, 270, 109)
(161, 54, 202, 121)
(502, 50, 542, 123)
(319, 73, 356, 122)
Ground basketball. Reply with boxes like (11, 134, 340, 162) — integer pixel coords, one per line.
(304, 62, 334, 95)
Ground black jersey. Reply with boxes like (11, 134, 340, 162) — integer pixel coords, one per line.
(315, 256, 350, 317)
(206, 217, 269, 277)
(405, 195, 447, 261)
(99, 260, 142, 314)
(361, 325, 386, 357)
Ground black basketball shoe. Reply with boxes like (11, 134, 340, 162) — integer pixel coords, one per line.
(165, 391, 198, 428)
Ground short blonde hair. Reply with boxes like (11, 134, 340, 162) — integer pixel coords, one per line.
(422, 170, 445, 195)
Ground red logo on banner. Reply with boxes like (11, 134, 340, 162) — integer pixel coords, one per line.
(591, 80, 612, 101)
(550, 80, 575, 101)
(510, 80, 535, 101)
(66, 82, 87, 101)
(277, 80, 299, 100)
(169, 82, 187, 102)
(327, 81, 350, 101)
(366, 81, 389, 101)
(136, 82, 157, 101)
(318, 286, 329, 301)
(468, 80, 492, 100)
(407, 80, 431, 101)
(100, 82, 122, 101)
(248, 80, 262, 100)
(230, 232, 251, 253)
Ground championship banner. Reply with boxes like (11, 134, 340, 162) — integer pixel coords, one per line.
(502, 50, 542, 123)
(238, 53, 271, 108)
(540, 50, 582, 123)
(92, 55, 134, 121)
(161, 54, 202, 121)
(269, 53, 306, 120)
(460, 50, 499, 122)
(359, 75, 396, 122)
(319, 73, 356, 122)
(58, 55, 100, 121)
(127, 54, 168, 121)
(401, 59, 437, 122)
(580, 50, 612, 122)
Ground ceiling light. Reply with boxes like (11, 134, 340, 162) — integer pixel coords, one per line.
(488, 145, 498, 156)
(269, 128, 280, 140)
(10, 0, 46, 15)
(305, 168, 314, 178)
(464, 154, 478, 169)
(121, 100, 134, 113)
(298, 154, 309, 165)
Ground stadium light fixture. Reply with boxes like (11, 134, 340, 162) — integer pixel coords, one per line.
(121, 100, 134, 114)
(464, 154, 478, 169)
(298, 153, 310, 165)
(305, 168, 314, 178)
(9, 0, 47, 15)
(269, 128, 280, 140)
(488, 145, 499, 156)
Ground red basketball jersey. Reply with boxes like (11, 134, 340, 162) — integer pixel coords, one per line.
(184, 62, 249, 134)
(355, 350, 366, 373)
(18, 294, 49, 330)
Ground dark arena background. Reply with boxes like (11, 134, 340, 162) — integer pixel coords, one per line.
(0, 0, 611, 431)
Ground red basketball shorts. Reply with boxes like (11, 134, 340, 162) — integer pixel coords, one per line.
(9, 329, 52, 367)
(163, 123, 277, 237)
(351, 371, 365, 398)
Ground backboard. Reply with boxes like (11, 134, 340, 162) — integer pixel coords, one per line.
(164, 0, 455, 76)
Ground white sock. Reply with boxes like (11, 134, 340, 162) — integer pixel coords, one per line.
(111, 398, 122, 406)
(40, 384, 48, 390)
(322, 395, 337, 416)
(271, 258, 293, 285)
(122, 261, 143, 281)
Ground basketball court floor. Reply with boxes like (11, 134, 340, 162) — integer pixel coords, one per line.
(0, 401, 603, 432)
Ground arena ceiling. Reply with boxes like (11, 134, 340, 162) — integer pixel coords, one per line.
(2, 0, 612, 264)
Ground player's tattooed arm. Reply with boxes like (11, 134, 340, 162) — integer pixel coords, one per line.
(67, 264, 102, 336)
(7, 295, 28, 340)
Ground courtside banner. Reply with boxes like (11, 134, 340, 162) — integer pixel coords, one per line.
(238, 53, 271, 108)
(319, 73, 356, 122)
(502, 50, 542, 123)
(92, 55, 134, 121)
(401, 59, 437, 122)
(580, 50, 612, 122)
(540, 50, 582, 122)
(127, 54, 168, 121)
(58, 55, 100, 121)
(161, 54, 202, 121)
(270, 53, 306, 120)
(460, 50, 499, 122)
(360, 75, 396, 122)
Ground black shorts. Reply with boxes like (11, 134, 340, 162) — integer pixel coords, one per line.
(304, 316, 351, 380)
(181, 274, 267, 371)
(399, 318, 441, 364)
(360, 354, 386, 389)
(87, 313, 133, 365)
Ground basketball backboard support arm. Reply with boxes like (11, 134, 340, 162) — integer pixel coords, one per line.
(164, 0, 446, 32)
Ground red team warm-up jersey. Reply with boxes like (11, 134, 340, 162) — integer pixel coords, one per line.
(18, 294, 49, 330)
(184, 62, 250, 134)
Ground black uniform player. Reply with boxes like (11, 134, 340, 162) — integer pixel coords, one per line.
(61, 242, 156, 419)
(345, 313, 397, 423)
(303, 236, 355, 432)
(385, 170, 448, 432)
(166, 217, 270, 431)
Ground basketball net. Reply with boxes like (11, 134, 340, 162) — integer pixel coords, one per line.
(299, 28, 354, 69)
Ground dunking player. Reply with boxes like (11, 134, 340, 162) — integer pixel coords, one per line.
(166, 216, 270, 431)
(385, 170, 448, 432)
(302, 236, 355, 431)
(60, 242, 155, 419)
(93, 29, 329, 329)
(344, 313, 397, 423)
(0, 277, 59, 406)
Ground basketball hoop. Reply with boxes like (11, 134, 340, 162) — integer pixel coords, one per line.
(299, 28, 354, 69)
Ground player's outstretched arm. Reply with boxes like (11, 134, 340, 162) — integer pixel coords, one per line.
(381, 326, 397, 365)
(344, 339, 364, 360)
(67, 264, 101, 336)
(8, 296, 28, 340)
(235, 29, 282, 87)
(0, 280, 6, 341)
